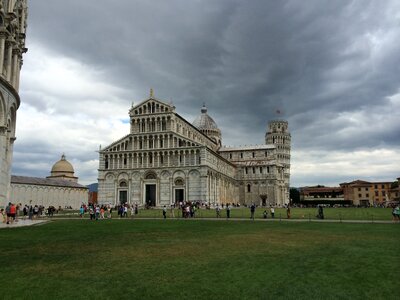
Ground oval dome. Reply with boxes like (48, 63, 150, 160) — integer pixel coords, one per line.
(51, 154, 74, 174)
(192, 105, 220, 131)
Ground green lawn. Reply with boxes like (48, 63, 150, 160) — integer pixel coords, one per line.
(0, 220, 398, 299)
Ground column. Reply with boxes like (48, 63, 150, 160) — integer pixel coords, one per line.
(5, 40, 13, 82)
(0, 32, 6, 76)
(11, 48, 19, 87)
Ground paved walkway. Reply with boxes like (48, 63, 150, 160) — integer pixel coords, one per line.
(0, 219, 49, 229)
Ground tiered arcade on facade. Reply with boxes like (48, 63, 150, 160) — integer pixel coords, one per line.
(0, 0, 28, 204)
(98, 92, 291, 207)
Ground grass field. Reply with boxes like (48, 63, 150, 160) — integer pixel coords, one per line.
(53, 207, 393, 221)
(0, 220, 398, 299)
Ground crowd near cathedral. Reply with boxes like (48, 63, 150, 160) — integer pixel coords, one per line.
(98, 90, 291, 208)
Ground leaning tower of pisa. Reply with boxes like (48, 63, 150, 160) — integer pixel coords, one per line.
(265, 120, 291, 203)
(0, 0, 28, 204)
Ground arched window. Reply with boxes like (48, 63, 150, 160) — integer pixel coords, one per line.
(120, 181, 127, 187)
(145, 172, 156, 180)
(247, 184, 251, 193)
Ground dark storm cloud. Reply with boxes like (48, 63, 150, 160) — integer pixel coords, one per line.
(15, 0, 400, 184)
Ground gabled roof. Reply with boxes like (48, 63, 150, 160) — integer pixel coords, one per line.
(11, 176, 88, 189)
(340, 180, 371, 187)
(129, 95, 174, 116)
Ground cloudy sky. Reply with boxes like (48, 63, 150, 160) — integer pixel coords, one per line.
(12, 0, 400, 187)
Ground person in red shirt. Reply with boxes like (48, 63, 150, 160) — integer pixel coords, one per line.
(9, 203, 16, 224)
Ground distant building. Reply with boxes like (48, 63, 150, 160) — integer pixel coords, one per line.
(299, 186, 344, 202)
(10, 155, 88, 208)
(340, 180, 393, 206)
(98, 92, 291, 207)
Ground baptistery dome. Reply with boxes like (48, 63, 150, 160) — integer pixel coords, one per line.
(47, 154, 78, 182)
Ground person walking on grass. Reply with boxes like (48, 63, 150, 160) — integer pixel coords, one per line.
(130, 205, 135, 218)
(79, 206, 85, 218)
(216, 205, 221, 218)
(286, 205, 291, 219)
(123, 205, 128, 218)
(250, 203, 255, 220)
(270, 206, 275, 219)
(226, 204, 231, 219)
(95, 205, 100, 220)
(393, 205, 400, 222)
(163, 205, 167, 219)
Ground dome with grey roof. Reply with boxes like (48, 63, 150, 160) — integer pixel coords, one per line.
(193, 104, 222, 149)
(192, 105, 220, 131)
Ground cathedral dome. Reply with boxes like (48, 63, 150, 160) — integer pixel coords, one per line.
(193, 104, 222, 149)
(192, 105, 220, 131)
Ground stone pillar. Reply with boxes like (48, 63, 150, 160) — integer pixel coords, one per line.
(11, 48, 19, 87)
(0, 31, 6, 77)
(5, 40, 13, 82)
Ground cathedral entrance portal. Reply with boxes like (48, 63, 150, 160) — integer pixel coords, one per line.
(119, 190, 128, 205)
(175, 188, 184, 204)
(145, 184, 156, 207)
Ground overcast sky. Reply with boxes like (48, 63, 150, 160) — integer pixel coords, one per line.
(12, 0, 400, 187)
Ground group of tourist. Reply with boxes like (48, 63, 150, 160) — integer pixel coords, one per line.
(1, 202, 17, 224)
(81, 203, 140, 220)
(0, 202, 47, 224)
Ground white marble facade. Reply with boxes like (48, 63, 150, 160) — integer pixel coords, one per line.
(0, 0, 28, 205)
(98, 92, 291, 207)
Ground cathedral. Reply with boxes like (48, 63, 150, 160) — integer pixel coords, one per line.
(0, 0, 28, 204)
(98, 91, 291, 207)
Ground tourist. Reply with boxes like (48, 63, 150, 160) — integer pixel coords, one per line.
(123, 205, 128, 218)
(393, 205, 400, 222)
(79, 206, 85, 218)
(216, 205, 221, 218)
(130, 205, 135, 218)
(185, 205, 190, 218)
(134, 203, 138, 215)
(33, 205, 39, 219)
(263, 210, 268, 219)
(286, 205, 291, 219)
(317, 205, 324, 219)
(250, 203, 255, 220)
(226, 204, 231, 219)
(5, 202, 11, 224)
(9, 203, 16, 224)
(28, 204, 33, 220)
(95, 206, 100, 220)
(170, 204, 175, 218)
(15, 203, 21, 221)
(1, 208, 6, 223)
(163, 205, 167, 219)
(100, 206, 105, 219)
(89, 206, 95, 220)
(23, 205, 28, 220)
(270, 206, 275, 218)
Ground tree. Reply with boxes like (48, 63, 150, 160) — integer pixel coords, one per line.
(290, 188, 300, 203)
